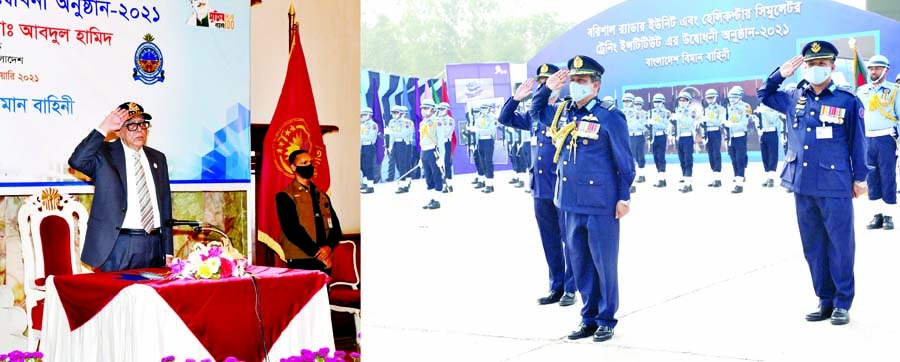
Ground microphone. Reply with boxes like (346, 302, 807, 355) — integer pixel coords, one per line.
(165, 219, 202, 228)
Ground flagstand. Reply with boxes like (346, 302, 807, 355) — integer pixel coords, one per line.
(248, 151, 257, 265)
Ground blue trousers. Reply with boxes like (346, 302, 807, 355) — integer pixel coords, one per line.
(474, 143, 484, 177)
(564, 212, 620, 328)
(100, 232, 164, 272)
(728, 135, 748, 178)
(630, 135, 646, 168)
(652, 134, 667, 172)
(677, 136, 693, 177)
(794, 194, 855, 310)
(866, 135, 897, 204)
(477, 139, 495, 179)
(534, 198, 575, 293)
(421, 149, 443, 191)
(706, 130, 722, 172)
(760, 131, 779, 172)
(391, 141, 411, 180)
(360, 144, 377, 181)
(443, 140, 454, 179)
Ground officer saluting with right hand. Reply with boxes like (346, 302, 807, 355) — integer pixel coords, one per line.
(757, 40, 867, 326)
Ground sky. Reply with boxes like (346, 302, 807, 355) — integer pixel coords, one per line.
(362, 0, 867, 27)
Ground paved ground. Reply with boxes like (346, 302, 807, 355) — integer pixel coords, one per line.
(361, 163, 900, 362)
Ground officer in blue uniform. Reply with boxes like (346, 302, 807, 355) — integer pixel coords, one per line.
(360, 107, 379, 194)
(419, 101, 443, 209)
(623, 92, 645, 192)
(532, 55, 635, 342)
(648, 93, 671, 187)
(672, 91, 698, 192)
(757, 40, 867, 326)
(499, 66, 576, 307)
(756, 103, 784, 188)
(857, 55, 900, 230)
(702, 89, 726, 187)
(725, 86, 753, 193)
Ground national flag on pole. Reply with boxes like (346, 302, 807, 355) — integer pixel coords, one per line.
(851, 38, 868, 92)
(440, 79, 457, 154)
(257, 26, 330, 264)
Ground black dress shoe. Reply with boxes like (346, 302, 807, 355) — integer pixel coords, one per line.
(592, 325, 614, 342)
(867, 213, 884, 229)
(482, 186, 494, 193)
(630, 185, 636, 193)
(508, 178, 518, 184)
(884, 216, 894, 230)
(805, 306, 834, 322)
(537, 291, 563, 305)
(559, 292, 576, 307)
(515, 180, 525, 188)
(679, 185, 692, 193)
(474, 181, 485, 189)
(636, 176, 646, 183)
(707, 180, 722, 187)
(567, 323, 598, 340)
(660, 180, 667, 187)
(361, 187, 374, 194)
(731, 185, 743, 194)
(395, 186, 409, 194)
(448, 185, 454, 192)
(830, 308, 850, 325)
(422, 200, 441, 210)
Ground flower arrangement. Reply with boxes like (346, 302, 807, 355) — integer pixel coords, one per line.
(167, 241, 249, 280)
(159, 348, 360, 362)
(0, 351, 43, 362)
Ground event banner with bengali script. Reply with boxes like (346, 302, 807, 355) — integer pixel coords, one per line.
(529, 0, 900, 111)
(0, 0, 250, 190)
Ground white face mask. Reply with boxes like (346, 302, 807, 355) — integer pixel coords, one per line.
(678, 101, 689, 108)
(707, 97, 716, 104)
(729, 97, 739, 105)
(802, 65, 832, 85)
(654, 102, 664, 109)
(568, 82, 594, 102)
(623, 101, 633, 108)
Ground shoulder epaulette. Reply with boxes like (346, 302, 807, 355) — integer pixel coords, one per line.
(600, 100, 616, 111)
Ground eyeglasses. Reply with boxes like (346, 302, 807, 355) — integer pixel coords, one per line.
(123, 121, 151, 131)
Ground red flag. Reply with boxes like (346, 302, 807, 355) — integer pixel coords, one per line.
(851, 41, 868, 92)
(257, 27, 330, 265)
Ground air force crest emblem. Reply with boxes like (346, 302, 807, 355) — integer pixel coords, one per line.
(133, 33, 165, 85)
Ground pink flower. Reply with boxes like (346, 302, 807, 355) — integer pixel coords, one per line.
(208, 246, 224, 258)
(221, 258, 235, 277)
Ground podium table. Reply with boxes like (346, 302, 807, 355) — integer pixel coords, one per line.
(42, 266, 334, 362)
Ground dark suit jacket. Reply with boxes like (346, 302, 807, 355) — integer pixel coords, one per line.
(68, 130, 174, 268)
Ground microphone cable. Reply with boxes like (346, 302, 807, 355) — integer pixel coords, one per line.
(250, 275, 270, 362)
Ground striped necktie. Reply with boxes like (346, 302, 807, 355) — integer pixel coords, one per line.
(133, 152, 155, 233)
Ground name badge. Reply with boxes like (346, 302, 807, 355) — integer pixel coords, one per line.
(816, 126, 833, 139)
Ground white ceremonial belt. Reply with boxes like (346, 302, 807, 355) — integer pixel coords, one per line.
(421, 145, 436, 151)
(706, 126, 719, 131)
(762, 127, 777, 132)
(679, 132, 693, 137)
(479, 136, 493, 139)
(731, 132, 746, 137)
(393, 139, 406, 143)
(866, 128, 895, 137)
(630, 132, 643, 136)
(654, 131, 666, 136)
(362, 142, 375, 146)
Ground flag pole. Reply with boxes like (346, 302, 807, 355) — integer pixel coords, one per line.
(288, 3, 296, 53)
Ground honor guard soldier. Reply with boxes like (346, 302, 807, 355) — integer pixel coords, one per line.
(724, 86, 753, 193)
(383, 105, 402, 182)
(673, 91, 699, 192)
(702, 89, 727, 187)
(436, 102, 456, 193)
(474, 103, 499, 193)
(648, 93, 672, 187)
(758, 40, 867, 326)
(389, 105, 415, 193)
(757, 103, 784, 187)
(633, 96, 650, 155)
(419, 101, 444, 209)
(360, 107, 379, 194)
(857, 54, 900, 230)
(502, 71, 577, 307)
(467, 107, 486, 188)
(531, 55, 635, 343)
(623, 93, 646, 191)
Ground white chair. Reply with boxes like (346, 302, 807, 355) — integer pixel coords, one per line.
(329, 240, 361, 345)
(17, 187, 90, 351)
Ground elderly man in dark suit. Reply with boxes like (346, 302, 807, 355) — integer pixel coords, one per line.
(68, 102, 173, 272)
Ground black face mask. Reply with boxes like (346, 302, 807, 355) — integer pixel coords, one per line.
(295, 164, 314, 179)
